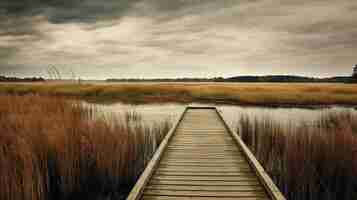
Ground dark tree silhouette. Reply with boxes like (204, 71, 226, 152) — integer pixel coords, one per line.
(353, 65, 357, 78)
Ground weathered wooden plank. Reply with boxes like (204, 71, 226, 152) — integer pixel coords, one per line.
(166, 146, 239, 149)
(148, 179, 262, 186)
(159, 161, 248, 166)
(163, 152, 242, 157)
(163, 155, 243, 159)
(168, 142, 236, 145)
(171, 136, 234, 139)
(165, 149, 239, 152)
(146, 185, 265, 192)
(162, 156, 244, 160)
(163, 153, 242, 157)
(170, 139, 234, 143)
(165, 149, 241, 152)
(178, 128, 221, 130)
(143, 189, 268, 197)
(160, 158, 246, 162)
(167, 144, 237, 147)
(154, 171, 255, 177)
(157, 167, 252, 172)
(151, 176, 259, 182)
(159, 159, 249, 164)
(142, 196, 270, 200)
(162, 157, 244, 161)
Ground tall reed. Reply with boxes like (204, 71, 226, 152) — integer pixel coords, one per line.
(0, 95, 171, 200)
(237, 112, 357, 200)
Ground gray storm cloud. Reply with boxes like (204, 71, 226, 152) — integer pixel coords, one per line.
(0, 0, 357, 79)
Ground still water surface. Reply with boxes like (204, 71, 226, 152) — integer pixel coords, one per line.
(87, 102, 357, 129)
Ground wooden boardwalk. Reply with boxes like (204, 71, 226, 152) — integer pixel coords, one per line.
(128, 107, 285, 200)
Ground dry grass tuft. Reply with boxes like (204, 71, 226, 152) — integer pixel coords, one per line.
(0, 95, 171, 200)
(238, 112, 357, 200)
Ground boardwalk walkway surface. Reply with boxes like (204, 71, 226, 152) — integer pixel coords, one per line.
(128, 107, 285, 200)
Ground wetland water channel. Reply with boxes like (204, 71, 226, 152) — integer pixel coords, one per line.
(85, 102, 357, 130)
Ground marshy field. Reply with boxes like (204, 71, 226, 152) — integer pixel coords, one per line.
(1, 82, 357, 106)
(1, 82, 357, 200)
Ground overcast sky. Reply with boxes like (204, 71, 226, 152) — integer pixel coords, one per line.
(0, 0, 357, 79)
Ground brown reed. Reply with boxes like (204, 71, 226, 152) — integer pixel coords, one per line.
(0, 95, 171, 200)
(238, 112, 357, 200)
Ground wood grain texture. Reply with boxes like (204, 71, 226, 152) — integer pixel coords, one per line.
(127, 107, 285, 200)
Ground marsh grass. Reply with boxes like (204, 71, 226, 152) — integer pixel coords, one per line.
(2, 83, 357, 106)
(0, 95, 171, 200)
(237, 112, 357, 200)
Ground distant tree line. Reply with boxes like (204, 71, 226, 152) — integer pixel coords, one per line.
(106, 77, 225, 82)
(0, 76, 45, 82)
(107, 75, 356, 83)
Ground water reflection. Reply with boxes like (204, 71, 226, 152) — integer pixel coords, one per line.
(84, 102, 356, 130)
